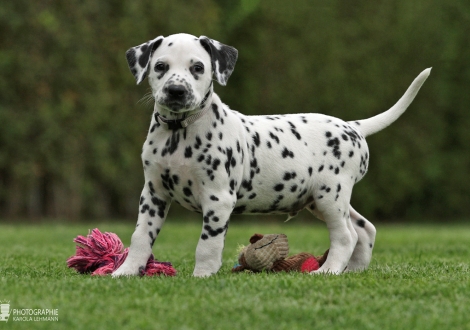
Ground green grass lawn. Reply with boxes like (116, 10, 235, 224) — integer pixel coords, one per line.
(1, 220, 469, 330)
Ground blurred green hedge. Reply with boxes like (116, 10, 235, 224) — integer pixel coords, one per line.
(1, 0, 469, 220)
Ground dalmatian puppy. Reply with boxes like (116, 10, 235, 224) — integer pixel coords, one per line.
(113, 33, 430, 277)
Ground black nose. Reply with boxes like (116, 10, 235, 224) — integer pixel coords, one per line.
(167, 85, 187, 99)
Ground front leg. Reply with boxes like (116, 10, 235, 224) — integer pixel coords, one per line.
(113, 182, 170, 277)
(193, 194, 234, 277)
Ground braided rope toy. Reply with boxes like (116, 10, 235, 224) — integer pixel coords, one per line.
(67, 228, 176, 277)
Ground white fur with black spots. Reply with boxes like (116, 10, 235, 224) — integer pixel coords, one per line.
(112, 33, 431, 277)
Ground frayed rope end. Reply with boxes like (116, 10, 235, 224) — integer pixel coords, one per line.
(67, 228, 176, 277)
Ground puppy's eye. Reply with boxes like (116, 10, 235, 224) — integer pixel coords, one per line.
(155, 62, 166, 72)
(193, 64, 204, 74)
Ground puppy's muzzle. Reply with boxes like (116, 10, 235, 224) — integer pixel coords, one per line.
(162, 84, 190, 111)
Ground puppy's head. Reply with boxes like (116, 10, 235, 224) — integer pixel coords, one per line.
(126, 33, 238, 113)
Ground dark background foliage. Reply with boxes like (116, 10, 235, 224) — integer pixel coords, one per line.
(1, 0, 469, 221)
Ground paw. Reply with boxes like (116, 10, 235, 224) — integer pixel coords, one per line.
(192, 267, 216, 278)
(310, 264, 342, 275)
(112, 262, 141, 277)
(310, 269, 339, 275)
(344, 261, 368, 272)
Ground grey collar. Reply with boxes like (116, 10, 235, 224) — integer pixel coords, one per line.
(154, 104, 211, 130)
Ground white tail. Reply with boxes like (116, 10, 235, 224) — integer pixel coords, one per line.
(352, 68, 431, 137)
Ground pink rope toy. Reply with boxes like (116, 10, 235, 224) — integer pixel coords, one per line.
(67, 228, 176, 277)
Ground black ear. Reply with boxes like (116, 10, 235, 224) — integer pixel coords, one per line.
(199, 36, 238, 86)
(125, 36, 164, 84)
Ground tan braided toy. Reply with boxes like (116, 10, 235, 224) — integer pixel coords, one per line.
(232, 233, 329, 273)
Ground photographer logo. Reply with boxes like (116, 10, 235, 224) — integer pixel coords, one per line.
(0, 300, 59, 323)
(0, 301, 10, 322)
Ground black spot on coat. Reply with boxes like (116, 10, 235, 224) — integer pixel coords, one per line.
(281, 148, 294, 158)
(252, 132, 260, 147)
(274, 184, 284, 191)
(185, 146, 193, 158)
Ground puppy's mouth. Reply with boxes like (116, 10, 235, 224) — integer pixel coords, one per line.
(158, 98, 197, 113)
(165, 101, 186, 112)
(155, 97, 183, 112)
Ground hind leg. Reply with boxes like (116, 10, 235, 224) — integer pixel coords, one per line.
(307, 185, 358, 274)
(308, 203, 376, 272)
(346, 205, 376, 271)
